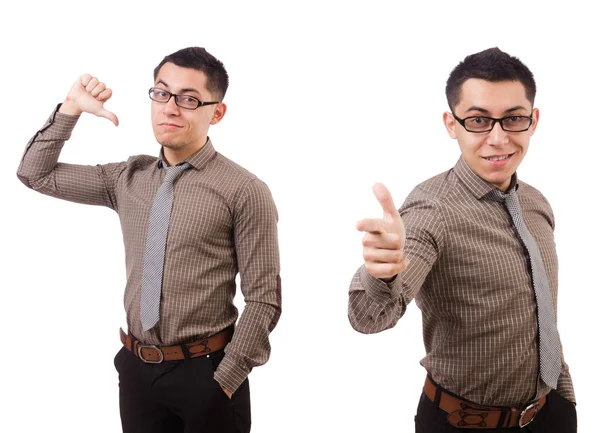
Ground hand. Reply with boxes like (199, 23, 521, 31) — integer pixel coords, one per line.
(219, 384, 233, 399)
(356, 183, 409, 280)
(59, 74, 119, 126)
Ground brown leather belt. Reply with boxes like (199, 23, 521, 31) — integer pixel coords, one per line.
(119, 327, 233, 363)
(424, 376, 547, 429)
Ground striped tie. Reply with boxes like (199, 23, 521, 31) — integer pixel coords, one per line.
(140, 163, 190, 332)
(491, 188, 562, 389)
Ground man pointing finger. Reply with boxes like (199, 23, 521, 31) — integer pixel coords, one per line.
(348, 48, 577, 432)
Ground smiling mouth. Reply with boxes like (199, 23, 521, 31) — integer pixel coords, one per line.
(483, 153, 515, 161)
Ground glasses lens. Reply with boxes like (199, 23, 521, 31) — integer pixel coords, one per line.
(501, 116, 531, 132)
(175, 95, 200, 109)
(464, 117, 494, 132)
(150, 88, 170, 102)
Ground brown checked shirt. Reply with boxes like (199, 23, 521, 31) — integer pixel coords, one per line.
(18, 107, 282, 393)
(348, 157, 575, 407)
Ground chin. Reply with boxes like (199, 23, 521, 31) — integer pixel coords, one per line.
(484, 172, 513, 189)
(158, 139, 182, 150)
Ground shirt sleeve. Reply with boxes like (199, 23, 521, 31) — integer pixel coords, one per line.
(348, 193, 445, 334)
(214, 178, 282, 393)
(16, 105, 125, 210)
(556, 359, 576, 403)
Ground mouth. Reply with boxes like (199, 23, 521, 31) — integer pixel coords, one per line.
(482, 152, 515, 162)
(159, 122, 183, 128)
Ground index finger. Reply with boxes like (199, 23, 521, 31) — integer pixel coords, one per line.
(373, 182, 399, 219)
(356, 218, 386, 234)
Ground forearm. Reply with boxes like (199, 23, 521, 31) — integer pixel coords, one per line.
(215, 295, 281, 392)
(17, 106, 79, 188)
(348, 265, 406, 333)
(349, 194, 444, 333)
(17, 106, 121, 209)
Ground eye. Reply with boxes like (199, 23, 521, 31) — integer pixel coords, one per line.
(465, 117, 492, 127)
(504, 116, 530, 126)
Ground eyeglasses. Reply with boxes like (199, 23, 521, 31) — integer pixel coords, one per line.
(452, 112, 533, 133)
(148, 88, 219, 110)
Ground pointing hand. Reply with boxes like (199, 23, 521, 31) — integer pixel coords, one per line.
(356, 183, 408, 280)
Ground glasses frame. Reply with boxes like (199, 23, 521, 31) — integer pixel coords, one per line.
(452, 112, 533, 133)
(148, 87, 219, 110)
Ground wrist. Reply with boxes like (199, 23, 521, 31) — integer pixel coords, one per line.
(379, 275, 397, 283)
(59, 99, 83, 116)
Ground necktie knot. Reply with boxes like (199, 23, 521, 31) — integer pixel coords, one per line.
(488, 188, 515, 203)
(163, 163, 190, 184)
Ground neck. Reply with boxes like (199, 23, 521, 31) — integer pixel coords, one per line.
(162, 138, 208, 166)
(494, 180, 511, 192)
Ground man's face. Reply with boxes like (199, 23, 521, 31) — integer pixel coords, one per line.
(151, 62, 226, 160)
(443, 79, 539, 191)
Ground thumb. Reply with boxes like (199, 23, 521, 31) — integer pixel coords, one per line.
(99, 108, 119, 126)
(373, 182, 398, 220)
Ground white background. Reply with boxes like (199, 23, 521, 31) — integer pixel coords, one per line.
(2, 1, 598, 431)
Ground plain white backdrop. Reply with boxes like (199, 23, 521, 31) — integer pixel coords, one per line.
(2, 1, 598, 432)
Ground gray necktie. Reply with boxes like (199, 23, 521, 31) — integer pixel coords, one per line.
(140, 163, 190, 332)
(491, 188, 562, 389)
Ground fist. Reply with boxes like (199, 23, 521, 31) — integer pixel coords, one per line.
(60, 74, 119, 126)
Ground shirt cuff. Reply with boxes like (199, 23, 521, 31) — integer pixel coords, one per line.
(214, 352, 250, 394)
(47, 105, 80, 137)
(359, 265, 403, 304)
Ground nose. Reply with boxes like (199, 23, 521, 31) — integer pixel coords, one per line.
(163, 96, 181, 116)
(487, 120, 509, 146)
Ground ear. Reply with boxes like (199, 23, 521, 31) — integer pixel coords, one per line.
(529, 108, 540, 135)
(443, 111, 458, 139)
(210, 103, 227, 125)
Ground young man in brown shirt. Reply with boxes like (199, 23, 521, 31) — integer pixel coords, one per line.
(349, 48, 576, 432)
(18, 47, 281, 433)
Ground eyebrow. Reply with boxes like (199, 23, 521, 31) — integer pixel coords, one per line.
(155, 80, 202, 96)
(464, 105, 530, 115)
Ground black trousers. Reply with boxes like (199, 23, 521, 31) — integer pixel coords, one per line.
(114, 346, 251, 433)
(415, 389, 577, 433)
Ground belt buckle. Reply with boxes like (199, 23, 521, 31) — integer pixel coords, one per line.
(137, 344, 164, 363)
(518, 401, 539, 428)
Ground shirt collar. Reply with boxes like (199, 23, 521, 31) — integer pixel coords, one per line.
(453, 155, 519, 200)
(157, 138, 217, 170)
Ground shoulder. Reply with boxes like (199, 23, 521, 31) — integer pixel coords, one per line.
(97, 154, 156, 179)
(124, 154, 158, 170)
(398, 169, 459, 239)
(402, 168, 459, 209)
(207, 152, 275, 207)
(517, 180, 550, 204)
(93, 154, 155, 177)
(214, 153, 257, 178)
(517, 180, 555, 228)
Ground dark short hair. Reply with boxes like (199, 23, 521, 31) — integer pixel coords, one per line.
(154, 47, 229, 101)
(445, 47, 536, 110)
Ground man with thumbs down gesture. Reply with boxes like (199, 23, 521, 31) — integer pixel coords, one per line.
(17, 48, 281, 433)
(348, 47, 576, 432)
